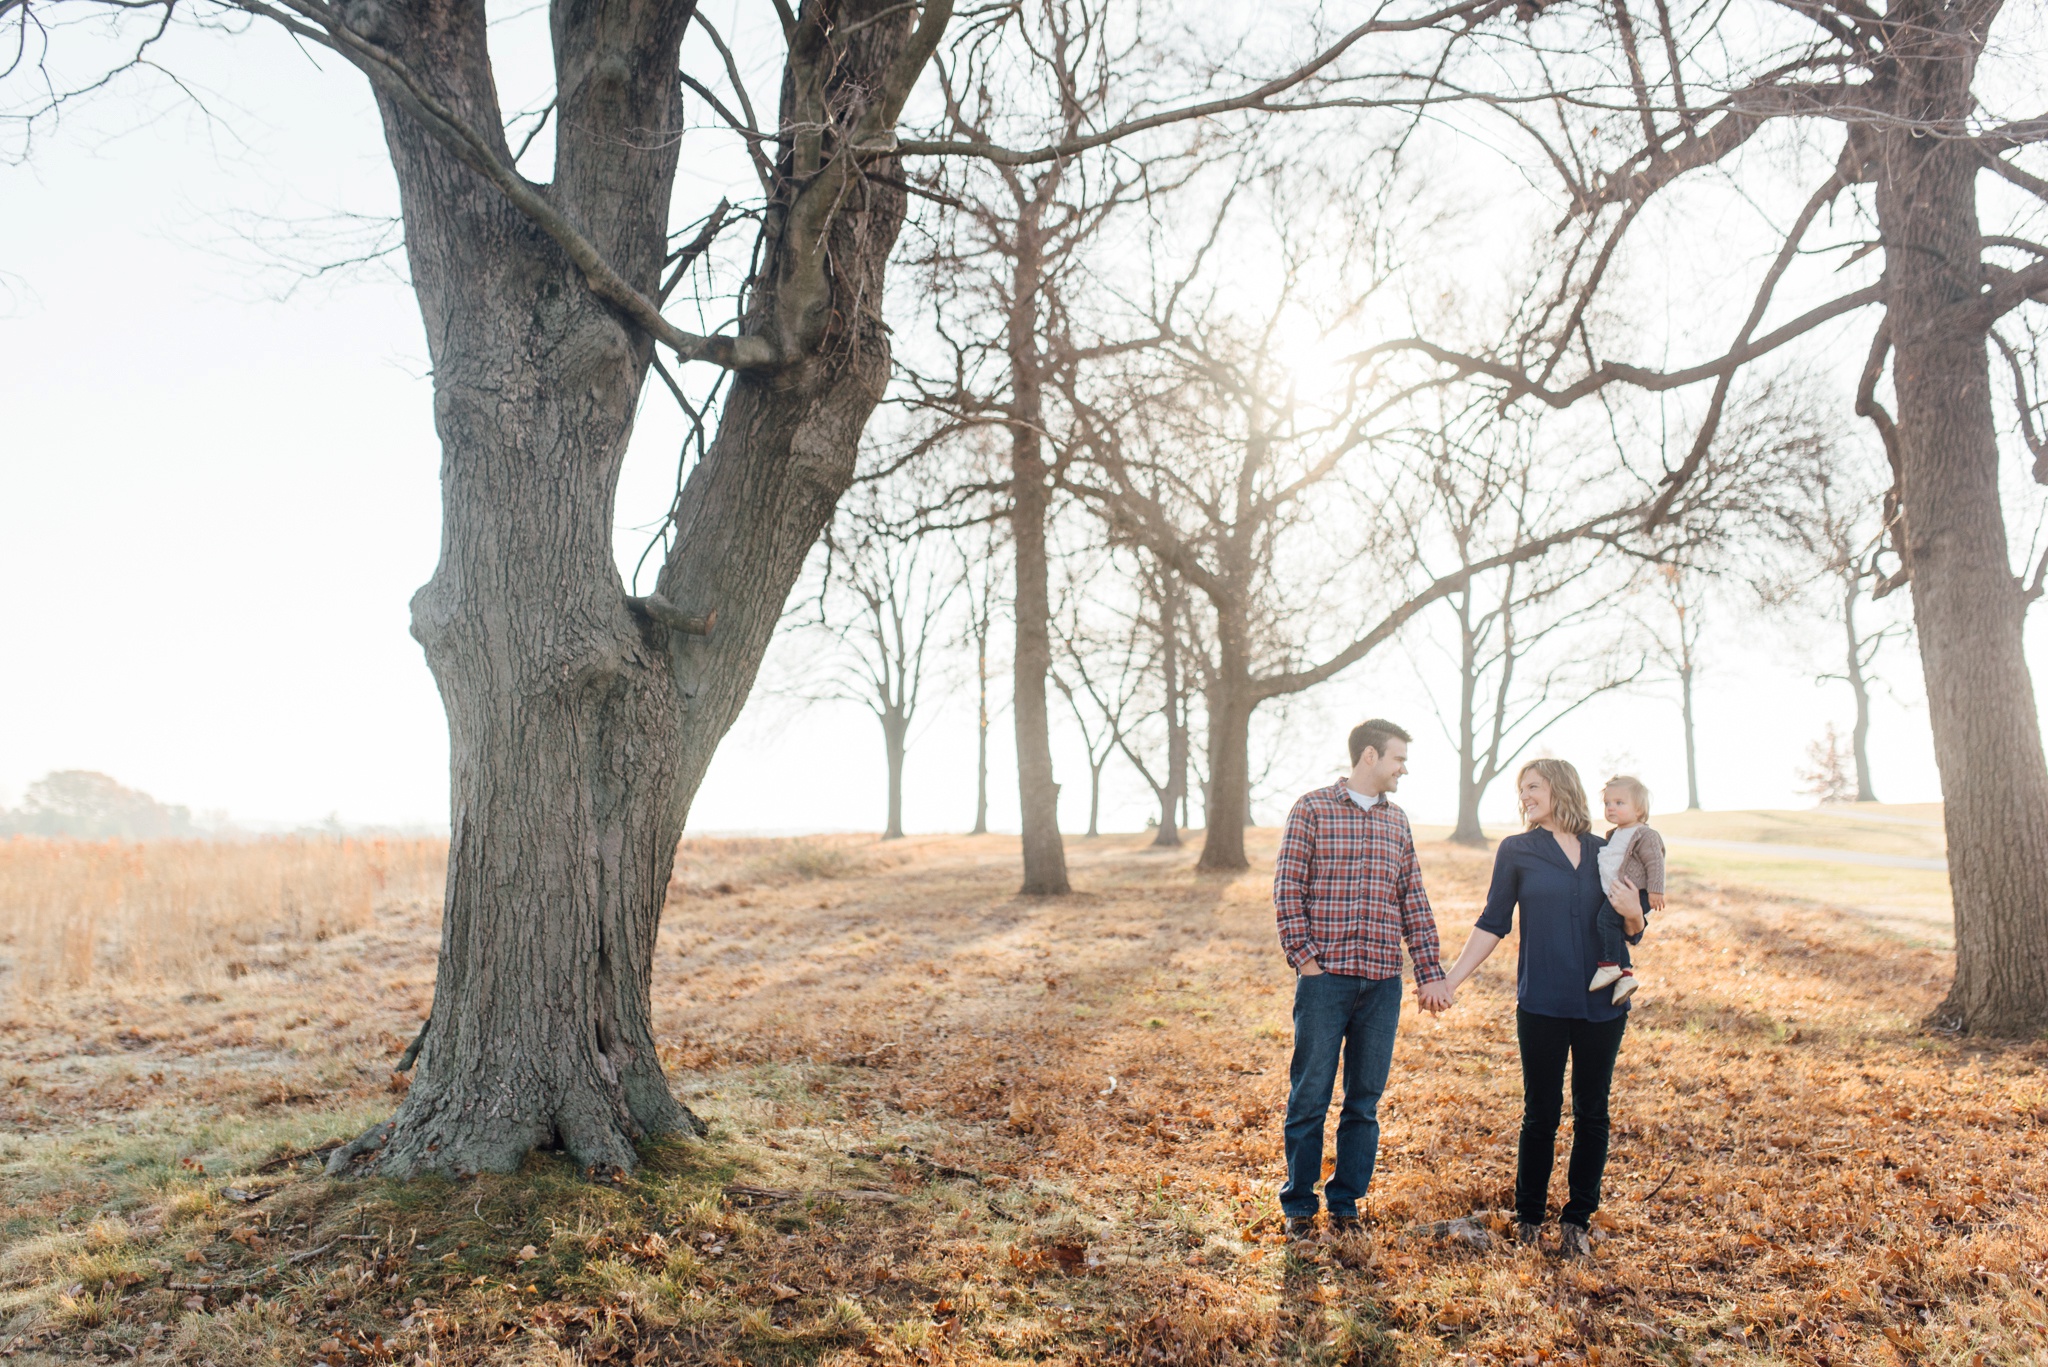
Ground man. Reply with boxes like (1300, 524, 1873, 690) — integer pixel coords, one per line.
(1272, 718, 1450, 1239)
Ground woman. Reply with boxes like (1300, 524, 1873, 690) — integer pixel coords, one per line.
(1438, 758, 1645, 1257)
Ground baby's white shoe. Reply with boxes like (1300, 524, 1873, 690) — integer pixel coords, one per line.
(1610, 971, 1639, 1003)
(1588, 963, 1623, 991)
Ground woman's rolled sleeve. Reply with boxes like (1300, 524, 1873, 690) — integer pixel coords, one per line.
(1475, 848, 1519, 936)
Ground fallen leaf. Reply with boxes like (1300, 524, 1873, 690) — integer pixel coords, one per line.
(770, 1282, 801, 1302)
(514, 1244, 539, 1262)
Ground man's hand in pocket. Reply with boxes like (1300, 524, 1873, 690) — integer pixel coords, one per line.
(1298, 958, 1325, 976)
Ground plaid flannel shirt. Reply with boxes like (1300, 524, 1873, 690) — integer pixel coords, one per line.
(1273, 782, 1445, 983)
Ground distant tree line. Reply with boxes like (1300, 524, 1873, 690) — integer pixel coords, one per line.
(0, 771, 197, 840)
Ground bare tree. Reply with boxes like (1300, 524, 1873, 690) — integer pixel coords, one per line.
(1051, 550, 1151, 838)
(11, 0, 1469, 1174)
(1771, 446, 1913, 803)
(811, 520, 956, 840)
(1068, 288, 1652, 871)
(952, 526, 1007, 835)
(1641, 564, 1708, 812)
(1356, 0, 2048, 1031)
(1119, 554, 1196, 847)
(892, 0, 1224, 892)
(1415, 424, 1643, 845)
(1799, 724, 1856, 805)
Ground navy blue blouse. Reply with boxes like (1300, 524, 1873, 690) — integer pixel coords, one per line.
(1475, 828, 1642, 1021)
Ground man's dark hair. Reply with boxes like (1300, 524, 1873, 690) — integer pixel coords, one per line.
(1348, 719, 1412, 767)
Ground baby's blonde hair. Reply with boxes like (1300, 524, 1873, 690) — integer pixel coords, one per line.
(1603, 775, 1652, 820)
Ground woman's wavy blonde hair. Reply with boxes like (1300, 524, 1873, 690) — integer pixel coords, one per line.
(1518, 758, 1592, 835)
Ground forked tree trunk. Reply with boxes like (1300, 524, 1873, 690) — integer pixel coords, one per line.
(1875, 6, 2048, 1035)
(331, 2, 914, 1177)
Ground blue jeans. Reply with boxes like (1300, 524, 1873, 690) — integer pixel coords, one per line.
(1279, 971, 1403, 1218)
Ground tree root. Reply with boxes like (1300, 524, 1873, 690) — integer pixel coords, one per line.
(324, 1096, 707, 1180)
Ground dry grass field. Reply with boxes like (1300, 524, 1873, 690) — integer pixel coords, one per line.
(1, 826, 2044, 1365)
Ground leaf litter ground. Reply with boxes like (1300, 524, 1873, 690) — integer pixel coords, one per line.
(1, 831, 2044, 1365)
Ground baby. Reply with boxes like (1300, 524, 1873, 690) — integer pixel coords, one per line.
(1591, 775, 1666, 1003)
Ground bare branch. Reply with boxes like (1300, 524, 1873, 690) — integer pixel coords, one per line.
(895, 0, 1509, 167)
(224, 0, 779, 371)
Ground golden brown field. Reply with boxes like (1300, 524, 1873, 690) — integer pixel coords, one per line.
(1, 829, 2044, 1365)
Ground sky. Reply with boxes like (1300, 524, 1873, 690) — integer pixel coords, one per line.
(0, 6, 2016, 840)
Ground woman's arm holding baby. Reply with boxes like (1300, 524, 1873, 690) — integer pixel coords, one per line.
(1610, 878, 1647, 937)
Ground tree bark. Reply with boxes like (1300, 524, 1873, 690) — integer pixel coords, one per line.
(1874, 2, 2048, 1035)
(973, 646, 991, 835)
(1451, 587, 1488, 845)
(1153, 575, 1186, 848)
(333, 0, 915, 1177)
(1843, 577, 1879, 803)
(1008, 218, 1070, 893)
(1085, 757, 1104, 838)
(1198, 608, 1254, 872)
(882, 712, 908, 840)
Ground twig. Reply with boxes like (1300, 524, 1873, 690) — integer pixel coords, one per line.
(1641, 1164, 1680, 1201)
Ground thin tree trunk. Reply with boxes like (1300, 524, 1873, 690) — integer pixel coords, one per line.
(883, 713, 908, 840)
(973, 651, 990, 834)
(1844, 578, 1878, 803)
(1451, 588, 1487, 845)
(1875, 10, 2048, 1035)
(1680, 662, 1701, 811)
(1152, 582, 1185, 847)
(333, 1, 915, 1177)
(1087, 757, 1104, 838)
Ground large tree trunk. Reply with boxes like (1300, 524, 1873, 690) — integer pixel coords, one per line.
(1843, 578, 1879, 803)
(1008, 217, 1069, 893)
(333, 0, 914, 1177)
(1198, 612, 1255, 871)
(1012, 462, 1069, 890)
(1876, 6, 2048, 1036)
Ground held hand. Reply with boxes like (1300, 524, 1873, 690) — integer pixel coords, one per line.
(1610, 877, 1646, 936)
(1298, 958, 1325, 977)
(1417, 980, 1454, 1014)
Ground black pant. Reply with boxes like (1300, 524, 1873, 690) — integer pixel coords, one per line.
(1515, 1009, 1627, 1228)
(1594, 905, 1633, 966)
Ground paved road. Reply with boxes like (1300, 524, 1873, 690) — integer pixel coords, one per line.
(1665, 836, 1947, 872)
